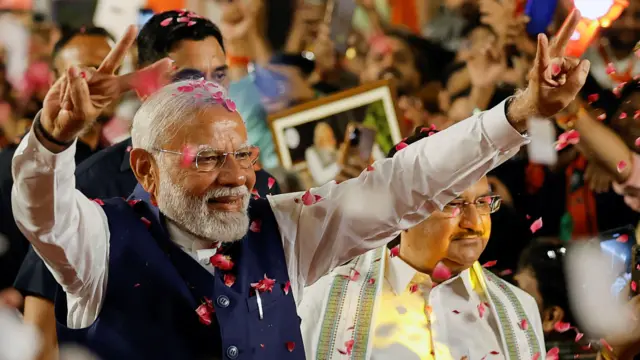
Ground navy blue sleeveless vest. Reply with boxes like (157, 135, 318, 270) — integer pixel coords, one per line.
(54, 193, 305, 360)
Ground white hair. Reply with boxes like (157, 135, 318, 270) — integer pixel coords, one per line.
(131, 79, 250, 243)
(131, 79, 231, 151)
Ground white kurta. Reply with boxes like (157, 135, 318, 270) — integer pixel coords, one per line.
(299, 249, 546, 360)
(11, 100, 527, 330)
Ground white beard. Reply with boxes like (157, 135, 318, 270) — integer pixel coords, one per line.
(157, 175, 250, 243)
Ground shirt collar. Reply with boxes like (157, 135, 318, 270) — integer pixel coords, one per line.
(166, 220, 216, 254)
(385, 253, 475, 296)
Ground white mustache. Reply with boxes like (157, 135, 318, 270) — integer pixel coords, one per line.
(204, 186, 249, 201)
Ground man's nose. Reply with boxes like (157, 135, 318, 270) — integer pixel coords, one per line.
(216, 156, 246, 187)
(459, 205, 484, 232)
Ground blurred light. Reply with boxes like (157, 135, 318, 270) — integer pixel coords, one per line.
(345, 47, 357, 60)
(573, 0, 615, 20)
(301, 51, 315, 61)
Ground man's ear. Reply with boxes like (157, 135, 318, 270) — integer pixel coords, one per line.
(130, 148, 159, 204)
(542, 305, 565, 333)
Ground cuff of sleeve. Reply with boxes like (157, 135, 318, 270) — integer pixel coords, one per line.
(16, 112, 77, 169)
(613, 153, 640, 194)
(481, 99, 529, 152)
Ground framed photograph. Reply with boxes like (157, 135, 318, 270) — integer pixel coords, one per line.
(268, 79, 401, 188)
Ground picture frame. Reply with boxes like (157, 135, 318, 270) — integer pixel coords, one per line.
(268, 79, 401, 188)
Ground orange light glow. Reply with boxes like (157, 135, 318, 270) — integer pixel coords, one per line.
(564, 0, 629, 57)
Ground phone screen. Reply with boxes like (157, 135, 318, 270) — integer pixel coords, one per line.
(328, 0, 357, 54)
(595, 226, 636, 297)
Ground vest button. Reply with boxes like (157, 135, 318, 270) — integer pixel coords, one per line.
(226, 345, 239, 359)
(217, 295, 230, 308)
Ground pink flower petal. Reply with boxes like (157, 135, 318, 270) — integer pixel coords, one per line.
(632, 280, 637, 292)
(634, 110, 640, 120)
(409, 284, 418, 293)
(432, 262, 452, 280)
(635, 137, 640, 147)
(286, 341, 295, 352)
(395, 142, 408, 151)
(283, 281, 290, 295)
(251, 274, 276, 292)
(390, 246, 399, 257)
(606, 63, 616, 75)
(620, 112, 628, 119)
(267, 177, 275, 189)
(489, 351, 499, 355)
(224, 99, 237, 112)
(519, 319, 528, 330)
(181, 145, 196, 168)
(553, 321, 571, 333)
(177, 16, 189, 23)
(616, 234, 629, 243)
(575, 331, 584, 342)
(187, 21, 196, 26)
(452, 309, 460, 314)
(250, 220, 261, 233)
(140, 217, 151, 228)
(597, 113, 607, 121)
(545, 347, 560, 360)
(587, 94, 599, 103)
(482, 260, 498, 268)
(134, 283, 140, 288)
(478, 302, 486, 318)
(251, 189, 261, 199)
(530, 218, 543, 233)
(617, 160, 628, 173)
(160, 18, 173, 27)
(92, 198, 104, 205)
(451, 207, 461, 217)
(498, 269, 513, 276)
(126, 145, 132, 153)
(224, 273, 236, 287)
(301, 190, 320, 206)
(551, 63, 561, 76)
(210, 254, 234, 271)
(366, 165, 374, 171)
(177, 85, 194, 93)
(348, 269, 360, 281)
(532, 352, 541, 360)
(368, 278, 376, 285)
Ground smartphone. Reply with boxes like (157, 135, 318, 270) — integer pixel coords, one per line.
(138, 9, 154, 29)
(632, 245, 640, 298)
(327, 0, 358, 54)
(250, 64, 290, 101)
(346, 125, 376, 162)
(596, 225, 636, 297)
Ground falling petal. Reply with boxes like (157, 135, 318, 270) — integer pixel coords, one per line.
(432, 262, 452, 280)
(452, 310, 460, 314)
(478, 302, 486, 318)
(519, 319, 528, 330)
(368, 278, 376, 285)
(160, 18, 173, 27)
(348, 269, 360, 281)
(224, 273, 236, 287)
(575, 332, 584, 342)
(482, 260, 498, 268)
(181, 145, 196, 168)
(605, 63, 616, 75)
(587, 94, 599, 103)
(366, 165, 374, 171)
(286, 341, 295, 352)
(499, 269, 513, 276)
(250, 220, 262, 233)
(632, 280, 637, 292)
(490, 351, 500, 355)
(635, 138, 640, 147)
(617, 160, 627, 173)
(125, 146, 132, 153)
(600, 339, 613, 351)
(251, 189, 261, 199)
(132, 65, 169, 99)
(530, 218, 543, 233)
(597, 113, 607, 121)
(140, 217, 151, 229)
(390, 246, 400, 257)
(553, 321, 571, 333)
(545, 347, 560, 360)
(620, 112, 628, 120)
(251, 274, 277, 293)
(283, 281, 291, 295)
(92, 199, 104, 206)
(395, 142, 408, 151)
(616, 234, 629, 243)
(267, 177, 275, 189)
(134, 283, 140, 288)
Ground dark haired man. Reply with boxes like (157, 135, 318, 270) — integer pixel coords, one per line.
(300, 128, 545, 360)
(0, 26, 115, 360)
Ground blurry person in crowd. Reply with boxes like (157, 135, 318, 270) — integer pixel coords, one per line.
(422, 0, 481, 52)
(11, 11, 282, 360)
(10, 9, 588, 356)
(359, 28, 455, 148)
(305, 122, 340, 186)
(514, 239, 597, 359)
(300, 128, 545, 359)
(567, 79, 640, 213)
(584, 1, 640, 90)
(0, 26, 116, 360)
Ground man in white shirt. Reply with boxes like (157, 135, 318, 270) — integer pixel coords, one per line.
(10, 11, 589, 359)
(299, 128, 545, 360)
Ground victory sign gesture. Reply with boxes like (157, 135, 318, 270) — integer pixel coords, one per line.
(506, 10, 590, 132)
(39, 25, 173, 151)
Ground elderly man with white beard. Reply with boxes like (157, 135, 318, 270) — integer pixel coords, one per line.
(11, 11, 589, 360)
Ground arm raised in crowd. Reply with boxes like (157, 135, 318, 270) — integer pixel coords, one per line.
(270, 10, 591, 286)
(11, 26, 172, 300)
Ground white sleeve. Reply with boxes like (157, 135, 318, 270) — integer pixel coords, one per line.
(273, 100, 528, 298)
(11, 121, 109, 326)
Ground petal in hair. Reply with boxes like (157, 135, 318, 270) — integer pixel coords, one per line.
(160, 18, 173, 27)
(553, 321, 571, 333)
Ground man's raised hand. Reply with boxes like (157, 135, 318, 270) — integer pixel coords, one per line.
(40, 25, 173, 150)
(507, 10, 591, 131)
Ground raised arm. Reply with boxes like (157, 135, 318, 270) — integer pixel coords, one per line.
(270, 10, 591, 287)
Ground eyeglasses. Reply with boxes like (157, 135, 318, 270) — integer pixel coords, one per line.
(154, 146, 259, 172)
(442, 195, 502, 216)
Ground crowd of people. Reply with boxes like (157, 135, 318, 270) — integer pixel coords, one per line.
(0, 0, 639, 359)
